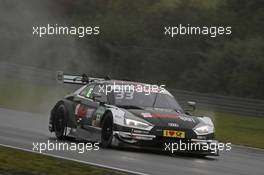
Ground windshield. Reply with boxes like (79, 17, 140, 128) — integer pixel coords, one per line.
(113, 91, 183, 111)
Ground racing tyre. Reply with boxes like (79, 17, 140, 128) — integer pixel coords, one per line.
(54, 104, 67, 140)
(101, 113, 113, 148)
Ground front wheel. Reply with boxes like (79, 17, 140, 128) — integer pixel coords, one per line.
(101, 114, 113, 148)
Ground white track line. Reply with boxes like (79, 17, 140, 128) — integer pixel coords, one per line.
(232, 144, 264, 151)
(0, 143, 149, 175)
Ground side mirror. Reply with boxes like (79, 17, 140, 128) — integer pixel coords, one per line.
(185, 101, 196, 113)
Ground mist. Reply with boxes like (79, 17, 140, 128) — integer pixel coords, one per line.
(0, 0, 93, 113)
(0, 0, 94, 71)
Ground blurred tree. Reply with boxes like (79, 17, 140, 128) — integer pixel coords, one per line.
(55, 0, 264, 99)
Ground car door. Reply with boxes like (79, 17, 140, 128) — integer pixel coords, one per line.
(73, 83, 99, 126)
(73, 83, 107, 141)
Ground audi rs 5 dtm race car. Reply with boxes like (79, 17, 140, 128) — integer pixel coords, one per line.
(49, 73, 219, 156)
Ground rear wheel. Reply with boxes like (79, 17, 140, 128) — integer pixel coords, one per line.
(54, 104, 67, 140)
(101, 113, 113, 148)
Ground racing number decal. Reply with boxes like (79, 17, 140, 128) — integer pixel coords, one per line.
(116, 91, 134, 100)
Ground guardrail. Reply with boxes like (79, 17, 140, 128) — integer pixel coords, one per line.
(170, 89, 264, 117)
(1, 62, 263, 117)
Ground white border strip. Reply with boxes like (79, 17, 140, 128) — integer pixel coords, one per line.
(0, 143, 149, 175)
(232, 144, 264, 151)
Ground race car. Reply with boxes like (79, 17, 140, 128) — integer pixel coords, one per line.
(49, 72, 219, 156)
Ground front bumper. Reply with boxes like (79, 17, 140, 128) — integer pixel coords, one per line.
(112, 131, 219, 156)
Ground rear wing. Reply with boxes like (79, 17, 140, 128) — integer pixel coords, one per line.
(57, 71, 108, 85)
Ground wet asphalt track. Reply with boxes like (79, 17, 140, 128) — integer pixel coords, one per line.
(0, 108, 263, 175)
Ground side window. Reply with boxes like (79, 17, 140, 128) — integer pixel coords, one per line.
(92, 84, 108, 102)
(154, 94, 181, 110)
(79, 84, 95, 98)
(154, 94, 171, 109)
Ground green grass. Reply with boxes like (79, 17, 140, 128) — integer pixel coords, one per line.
(0, 78, 71, 113)
(214, 112, 264, 148)
(194, 110, 264, 148)
(0, 146, 126, 175)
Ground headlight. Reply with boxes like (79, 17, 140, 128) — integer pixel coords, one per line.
(124, 118, 151, 129)
(194, 125, 214, 135)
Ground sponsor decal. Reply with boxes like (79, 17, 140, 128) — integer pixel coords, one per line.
(178, 115, 196, 123)
(163, 130, 185, 138)
(75, 104, 87, 117)
(94, 106, 105, 121)
(142, 113, 178, 118)
(92, 119, 96, 126)
(111, 108, 125, 125)
(96, 114, 101, 121)
(86, 88, 93, 98)
(152, 113, 179, 118)
(168, 123, 179, 127)
(75, 104, 94, 118)
(141, 112, 196, 123)
(141, 113, 152, 118)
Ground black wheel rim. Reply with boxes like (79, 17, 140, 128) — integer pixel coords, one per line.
(103, 118, 113, 141)
(55, 107, 64, 133)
